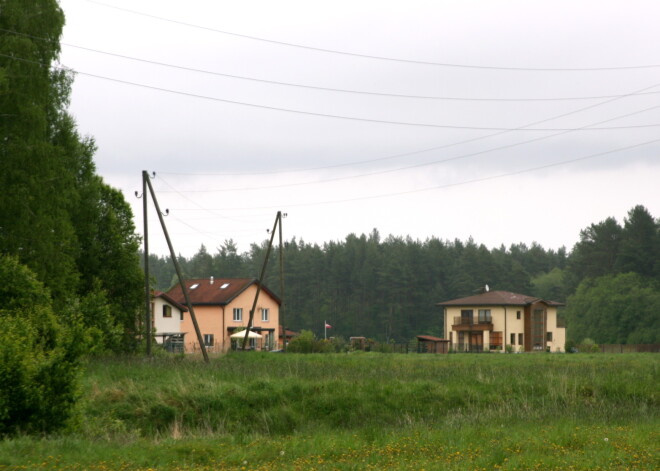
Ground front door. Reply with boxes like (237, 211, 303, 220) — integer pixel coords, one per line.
(470, 332, 483, 352)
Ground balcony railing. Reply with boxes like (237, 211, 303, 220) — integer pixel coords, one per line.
(453, 316, 493, 330)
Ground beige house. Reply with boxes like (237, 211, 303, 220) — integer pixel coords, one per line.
(165, 277, 281, 353)
(438, 290, 565, 352)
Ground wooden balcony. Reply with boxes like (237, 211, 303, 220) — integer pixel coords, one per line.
(452, 316, 493, 332)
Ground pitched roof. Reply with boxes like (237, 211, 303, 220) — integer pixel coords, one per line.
(165, 278, 281, 306)
(153, 291, 188, 312)
(437, 290, 563, 307)
(416, 335, 448, 342)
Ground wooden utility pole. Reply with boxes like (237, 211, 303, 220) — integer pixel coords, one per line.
(143, 171, 209, 362)
(142, 172, 151, 356)
(241, 211, 283, 351)
(279, 212, 286, 352)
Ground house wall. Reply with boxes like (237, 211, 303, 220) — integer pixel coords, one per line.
(506, 307, 526, 352)
(545, 306, 566, 352)
(180, 284, 280, 353)
(444, 304, 565, 352)
(152, 297, 184, 343)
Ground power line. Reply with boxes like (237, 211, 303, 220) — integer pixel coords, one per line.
(82, 0, 660, 71)
(5, 50, 660, 134)
(165, 137, 660, 212)
(51, 66, 660, 132)
(5, 27, 660, 102)
(156, 102, 660, 193)
(158, 76, 660, 178)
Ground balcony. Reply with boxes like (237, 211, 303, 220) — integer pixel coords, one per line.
(452, 316, 493, 331)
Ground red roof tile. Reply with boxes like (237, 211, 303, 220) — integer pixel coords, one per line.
(165, 278, 281, 306)
(437, 290, 563, 307)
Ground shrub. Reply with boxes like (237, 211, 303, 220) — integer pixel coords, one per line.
(0, 256, 82, 435)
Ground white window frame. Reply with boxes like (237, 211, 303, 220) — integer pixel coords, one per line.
(203, 334, 214, 346)
(261, 308, 269, 322)
(233, 308, 243, 321)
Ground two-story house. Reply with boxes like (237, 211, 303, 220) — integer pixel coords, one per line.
(165, 277, 281, 353)
(438, 290, 565, 352)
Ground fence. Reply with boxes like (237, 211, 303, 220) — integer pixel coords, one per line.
(597, 344, 660, 353)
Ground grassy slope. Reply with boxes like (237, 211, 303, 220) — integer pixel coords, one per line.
(0, 353, 658, 470)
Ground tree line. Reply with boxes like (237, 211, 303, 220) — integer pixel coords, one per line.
(146, 204, 659, 345)
(1, 0, 144, 434)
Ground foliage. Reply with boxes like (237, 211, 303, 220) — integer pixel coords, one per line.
(286, 329, 333, 353)
(0, 256, 82, 435)
(565, 273, 660, 344)
(148, 235, 569, 342)
(0, 0, 143, 351)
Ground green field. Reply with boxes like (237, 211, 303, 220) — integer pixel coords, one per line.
(1, 353, 658, 470)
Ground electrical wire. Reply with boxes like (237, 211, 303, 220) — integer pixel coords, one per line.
(164, 137, 660, 212)
(4, 28, 660, 102)
(156, 101, 660, 193)
(49, 65, 660, 132)
(82, 0, 660, 71)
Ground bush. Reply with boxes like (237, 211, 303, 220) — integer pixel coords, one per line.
(0, 256, 82, 435)
(287, 330, 335, 353)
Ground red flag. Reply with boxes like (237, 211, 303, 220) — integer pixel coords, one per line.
(325, 323, 332, 329)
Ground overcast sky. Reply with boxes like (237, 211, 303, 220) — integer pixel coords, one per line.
(58, 0, 660, 257)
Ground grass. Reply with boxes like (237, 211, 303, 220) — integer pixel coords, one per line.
(0, 352, 658, 470)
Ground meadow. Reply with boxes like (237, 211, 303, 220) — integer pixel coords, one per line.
(0, 352, 658, 470)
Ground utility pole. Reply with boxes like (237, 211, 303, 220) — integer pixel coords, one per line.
(143, 171, 209, 362)
(141, 172, 151, 356)
(241, 211, 283, 351)
(279, 212, 286, 352)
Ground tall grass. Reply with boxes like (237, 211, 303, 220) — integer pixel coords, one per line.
(1, 353, 657, 470)
(73, 352, 658, 438)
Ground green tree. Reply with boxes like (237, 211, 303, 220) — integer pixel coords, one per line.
(0, 0, 80, 300)
(616, 205, 659, 278)
(1, 1, 144, 350)
(564, 273, 660, 344)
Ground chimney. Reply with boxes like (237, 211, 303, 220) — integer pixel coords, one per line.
(210, 276, 214, 285)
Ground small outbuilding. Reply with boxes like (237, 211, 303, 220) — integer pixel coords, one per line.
(416, 335, 450, 353)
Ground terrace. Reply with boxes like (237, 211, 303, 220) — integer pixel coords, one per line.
(452, 313, 493, 331)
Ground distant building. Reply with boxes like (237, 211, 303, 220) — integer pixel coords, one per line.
(437, 290, 565, 352)
(152, 291, 188, 351)
(165, 277, 281, 353)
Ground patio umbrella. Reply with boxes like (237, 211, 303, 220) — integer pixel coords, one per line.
(230, 330, 262, 339)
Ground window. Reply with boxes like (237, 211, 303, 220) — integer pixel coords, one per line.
(518, 333, 523, 345)
(180, 310, 184, 321)
(516, 311, 521, 320)
(203, 334, 214, 346)
(478, 309, 491, 323)
(261, 308, 269, 322)
(490, 331, 503, 350)
(233, 308, 243, 321)
(510, 333, 516, 345)
(162, 305, 172, 318)
(546, 331, 553, 341)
